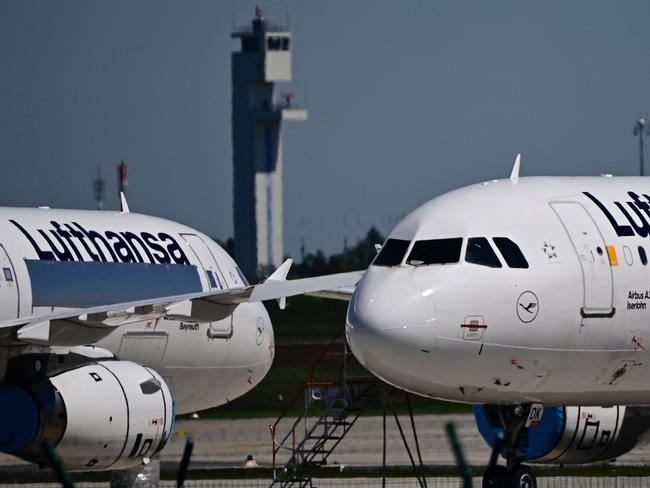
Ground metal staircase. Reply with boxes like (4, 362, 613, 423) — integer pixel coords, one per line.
(293, 381, 379, 467)
(269, 329, 429, 488)
(269, 331, 383, 487)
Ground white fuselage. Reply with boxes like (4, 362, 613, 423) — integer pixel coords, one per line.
(347, 176, 650, 406)
(0, 208, 274, 413)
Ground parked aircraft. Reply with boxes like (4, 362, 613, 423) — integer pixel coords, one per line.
(0, 198, 361, 471)
(344, 157, 650, 487)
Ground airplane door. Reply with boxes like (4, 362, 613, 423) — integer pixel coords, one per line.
(0, 244, 19, 319)
(550, 202, 614, 317)
(180, 234, 226, 290)
(180, 234, 233, 338)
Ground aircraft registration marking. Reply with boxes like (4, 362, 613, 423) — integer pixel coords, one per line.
(627, 290, 650, 310)
(526, 403, 544, 428)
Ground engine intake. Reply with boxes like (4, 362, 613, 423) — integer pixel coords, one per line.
(0, 360, 174, 471)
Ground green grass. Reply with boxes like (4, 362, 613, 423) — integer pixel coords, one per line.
(187, 365, 316, 419)
(183, 362, 471, 420)
(266, 296, 349, 343)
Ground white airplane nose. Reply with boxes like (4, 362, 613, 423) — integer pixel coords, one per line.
(346, 268, 436, 379)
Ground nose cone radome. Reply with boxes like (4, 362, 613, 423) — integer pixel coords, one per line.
(346, 267, 436, 382)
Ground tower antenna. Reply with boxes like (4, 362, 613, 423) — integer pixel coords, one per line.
(117, 161, 128, 197)
(634, 118, 650, 176)
(92, 165, 105, 210)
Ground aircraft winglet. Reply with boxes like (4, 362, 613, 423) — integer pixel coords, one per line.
(266, 258, 293, 309)
(510, 154, 521, 185)
(267, 259, 292, 281)
(120, 192, 130, 213)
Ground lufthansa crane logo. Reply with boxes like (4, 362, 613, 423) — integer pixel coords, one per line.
(517, 291, 539, 323)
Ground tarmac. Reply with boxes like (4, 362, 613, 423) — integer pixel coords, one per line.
(3, 414, 650, 474)
(165, 414, 488, 468)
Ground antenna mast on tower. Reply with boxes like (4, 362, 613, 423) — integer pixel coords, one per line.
(634, 118, 650, 176)
(92, 165, 105, 210)
(117, 161, 128, 196)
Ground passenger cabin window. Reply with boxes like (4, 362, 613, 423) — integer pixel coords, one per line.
(373, 239, 410, 267)
(465, 237, 502, 268)
(639, 246, 648, 266)
(493, 237, 529, 269)
(406, 238, 463, 266)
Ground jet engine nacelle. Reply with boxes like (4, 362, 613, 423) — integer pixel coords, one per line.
(0, 360, 174, 471)
(475, 405, 650, 464)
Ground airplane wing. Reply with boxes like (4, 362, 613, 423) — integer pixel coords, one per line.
(305, 286, 357, 301)
(0, 260, 364, 347)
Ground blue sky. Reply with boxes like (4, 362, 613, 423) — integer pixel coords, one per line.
(1, 1, 649, 257)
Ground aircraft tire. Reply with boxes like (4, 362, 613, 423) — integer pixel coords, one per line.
(507, 465, 536, 488)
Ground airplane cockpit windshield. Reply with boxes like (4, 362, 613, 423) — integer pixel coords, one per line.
(374, 236, 529, 269)
(465, 237, 502, 268)
(465, 237, 529, 269)
(493, 237, 529, 268)
(373, 239, 410, 266)
(236, 266, 250, 286)
(405, 238, 463, 266)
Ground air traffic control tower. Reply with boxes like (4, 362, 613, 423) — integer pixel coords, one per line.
(231, 8, 307, 279)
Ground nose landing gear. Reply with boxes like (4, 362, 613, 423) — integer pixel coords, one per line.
(481, 405, 538, 488)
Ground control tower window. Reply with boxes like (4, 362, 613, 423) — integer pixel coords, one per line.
(406, 238, 463, 266)
(465, 237, 502, 268)
(242, 37, 258, 52)
(267, 37, 283, 51)
(493, 237, 529, 268)
(373, 239, 410, 267)
(282, 37, 290, 51)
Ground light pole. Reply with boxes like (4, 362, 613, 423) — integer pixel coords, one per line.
(634, 118, 650, 176)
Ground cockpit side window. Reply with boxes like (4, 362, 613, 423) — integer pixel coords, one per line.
(236, 266, 250, 286)
(373, 239, 410, 267)
(493, 237, 529, 269)
(406, 238, 463, 266)
(465, 237, 502, 268)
